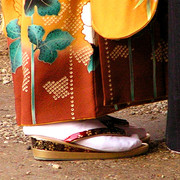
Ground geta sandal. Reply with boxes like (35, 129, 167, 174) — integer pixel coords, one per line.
(31, 127, 149, 160)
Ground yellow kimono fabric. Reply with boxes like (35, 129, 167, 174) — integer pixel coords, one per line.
(91, 0, 158, 39)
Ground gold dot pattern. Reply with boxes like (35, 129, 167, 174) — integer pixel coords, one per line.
(69, 46, 75, 120)
(105, 39, 114, 105)
(162, 41, 168, 62)
(110, 45, 129, 60)
(73, 46, 93, 66)
(61, 2, 86, 36)
(42, 2, 69, 26)
(151, 41, 168, 62)
(22, 52, 30, 93)
(43, 76, 70, 100)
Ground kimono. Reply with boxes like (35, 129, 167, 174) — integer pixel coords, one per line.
(1, 0, 168, 126)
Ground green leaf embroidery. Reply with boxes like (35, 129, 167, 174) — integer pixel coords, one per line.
(6, 19, 21, 39)
(6, 19, 22, 73)
(146, 0, 151, 20)
(9, 39, 22, 73)
(135, 0, 145, 9)
(28, 25, 44, 46)
(28, 25, 74, 63)
(38, 46, 58, 63)
(24, 0, 61, 16)
(87, 55, 99, 73)
(134, 0, 152, 20)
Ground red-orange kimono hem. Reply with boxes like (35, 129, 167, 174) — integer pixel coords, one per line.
(1, 0, 168, 126)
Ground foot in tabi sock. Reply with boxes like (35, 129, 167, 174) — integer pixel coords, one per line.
(98, 115, 150, 143)
(23, 118, 150, 160)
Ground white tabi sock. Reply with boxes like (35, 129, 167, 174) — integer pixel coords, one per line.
(23, 119, 142, 152)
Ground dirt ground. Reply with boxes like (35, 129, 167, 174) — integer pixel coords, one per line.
(0, 29, 180, 180)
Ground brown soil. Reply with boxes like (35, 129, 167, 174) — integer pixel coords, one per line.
(0, 29, 180, 180)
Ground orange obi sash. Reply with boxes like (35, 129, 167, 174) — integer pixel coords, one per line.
(91, 0, 158, 39)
